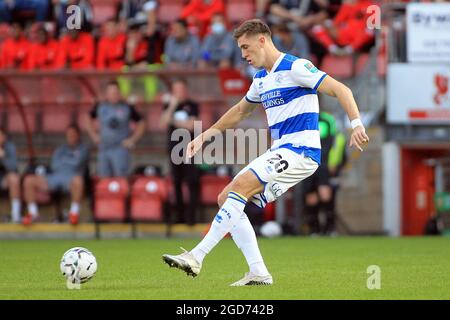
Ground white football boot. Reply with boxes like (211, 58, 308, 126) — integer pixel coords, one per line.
(162, 247, 202, 277)
(230, 272, 273, 286)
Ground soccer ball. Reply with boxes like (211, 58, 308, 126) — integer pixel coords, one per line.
(260, 221, 282, 238)
(60, 247, 97, 284)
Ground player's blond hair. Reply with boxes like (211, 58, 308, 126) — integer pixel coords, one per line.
(233, 19, 271, 41)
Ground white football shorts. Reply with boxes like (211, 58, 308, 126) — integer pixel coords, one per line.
(235, 147, 319, 208)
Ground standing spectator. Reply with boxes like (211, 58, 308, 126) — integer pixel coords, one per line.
(29, 25, 60, 70)
(85, 80, 145, 177)
(0, 23, 31, 70)
(327, 130, 347, 235)
(311, 0, 375, 55)
(199, 12, 235, 69)
(302, 111, 336, 235)
(22, 125, 89, 225)
(180, 0, 225, 38)
(97, 19, 127, 70)
(58, 29, 94, 69)
(0, 0, 50, 23)
(159, 79, 200, 225)
(53, 0, 93, 36)
(118, 0, 158, 37)
(164, 19, 200, 69)
(0, 128, 21, 223)
(272, 23, 310, 58)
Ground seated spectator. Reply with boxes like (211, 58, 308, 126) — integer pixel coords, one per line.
(124, 23, 148, 68)
(180, 0, 225, 38)
(97, 18, 127, 70)
(199, 13, 234, 69)
(0, 0, 50, 23)
(0, 128, 21, 223)
(119, 22, 165, 101)
(272, 23, 310, 59)
(0, 23, 31, 70)
(269, 0, 330, 31)
(312, 0, 375, 55)
(58, 29, 94, 69)
(256, 0, 271, 19)
(118, 0, 158, 36)
(29, 24, 60, 70)
(22, 125, 90, 225)
(164, 19, 200, 69)
(85, 80, 145, 178)
(53, 0, 93, 36)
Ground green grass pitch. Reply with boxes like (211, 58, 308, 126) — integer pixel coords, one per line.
(1, 237, 450, 299)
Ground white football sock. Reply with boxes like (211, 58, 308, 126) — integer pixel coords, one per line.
(11, 199, 21, 222)
(28, 202, 38, 217)
(70, 202, 80, 214)
(190, 192, 247, 264)
(230, 214, 270, 276)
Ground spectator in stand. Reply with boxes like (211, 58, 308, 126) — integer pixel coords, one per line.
(124, 24, 148, 68)
(199, 12, 234, 69)
(29, 25, 60, 70)
(272, 22, 310, 58)
(311, 0, 375, 56)
(85, 80, 145, 177)
(22, 125, 89, 226)
(97, 18, 127, 70)
(53, 0, 93, 36)
(269, 0, 342, 63)
(164, 19, 200, 69)
(119, 21, 165, 101)
(0, 23, 31, 70)
(180, 0, 225, 38)
(0, 0, 50, 23)
(159, 78, 200, 225)
(0, 128, 21, 223)
(118, 0, 158, 37)
(255, 0, 271, 19)
(58, 29, 94, 69)
(269, 0, 330, 31)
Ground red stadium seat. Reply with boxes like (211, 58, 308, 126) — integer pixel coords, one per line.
(200, 174, 232, 205)
(130, 176, 168, 221)
(7, 108, 37, 133)
(226, 0, 255, 24)
(42, 106, 74, 133)
(355, 53, 370, 75)
(320, 54, 354, 79)
(94, 178, 129, 221)
(158, 0, 184, 24)
(91, 0, 119, 25)
(0, 23, 10, 41)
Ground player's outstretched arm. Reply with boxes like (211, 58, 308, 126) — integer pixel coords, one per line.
(317, 75, 370, 152)
(186, 98, 257, 158)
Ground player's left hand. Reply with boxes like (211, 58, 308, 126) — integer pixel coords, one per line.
(349, 126, 369, 152)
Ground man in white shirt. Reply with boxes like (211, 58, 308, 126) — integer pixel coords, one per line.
(163, 19, 369, 286)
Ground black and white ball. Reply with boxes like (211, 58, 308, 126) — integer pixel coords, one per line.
(60, 247, 97, 284)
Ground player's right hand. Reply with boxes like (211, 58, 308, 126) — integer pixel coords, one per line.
(186, 134, 203, 159)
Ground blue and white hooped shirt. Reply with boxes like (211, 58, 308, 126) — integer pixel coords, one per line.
(245, 53, 327, 165)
